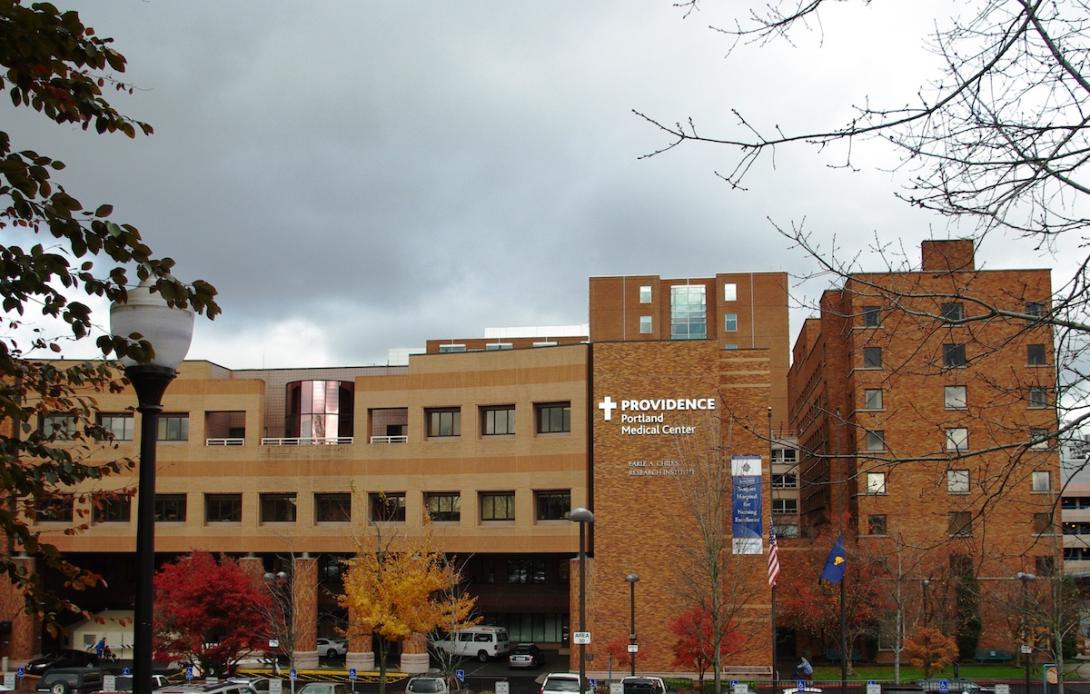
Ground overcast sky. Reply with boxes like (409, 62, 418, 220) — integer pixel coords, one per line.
(9, 1, 1075, 369)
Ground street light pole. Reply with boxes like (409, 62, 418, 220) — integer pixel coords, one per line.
(570, 508, 594, 694)
(1016, 572, 1036, 694)
(625, 573, 639, 676)
(921, 578, 930, 626)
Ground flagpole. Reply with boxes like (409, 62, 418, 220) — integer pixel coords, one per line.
(840, 576, 847, 694)
(768, 406, 776, 694)
(771, 583, 778, 693)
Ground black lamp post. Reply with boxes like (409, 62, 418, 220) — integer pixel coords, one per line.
(921, 578, 930, 626)
(111, 278, 194, 694)
(570, 507, 594, 693)
(625, 573, 639, 676)
(1016, 572, 1036, 694)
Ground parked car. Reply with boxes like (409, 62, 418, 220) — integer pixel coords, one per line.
(316, 638, 348, 658)
(26, 651, 101, 676)
(405, 677, 449, 694)
(918, 680, 993, 694)
(36, 668, 105, 694)
(155, 682, 260, 694)
(297, 683, 349, 694)
(429, 625, 510, 662)
(508, 643, 544, 669)
(539, 672, 591, 694)
(91, 674, 170, 693)
(621, 677, 666, 694)
(782, 688, 823, 694)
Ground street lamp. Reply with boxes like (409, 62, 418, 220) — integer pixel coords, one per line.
(921, 578, 930, 626)
(625, 573, 639, 676)
(1015, 572, 1036, 694)
(570, 507, 594, 694)
(111, 278, 194, 694)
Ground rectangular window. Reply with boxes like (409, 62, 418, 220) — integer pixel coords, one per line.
(944, 385, 967, 409)
(1027, 344, 1047, 366)
(947, 470, 970, 494)
(1036, 556, 1056, 576)
(534, 490, 571, 521)
(724, 283, 737, 301)
(205, 493, 242, 523)
(154, 494, 186, 523)
(943, 344, 967, 368)
(1026, 302, 1045, 318)
(945, 427, 969, 453)
(480, 491, 515, 521)
(862, 306, 881, 327)
(724, 313, 738, 332)
(639, 285, 652, 304)
(948, 511, 972, 537)
(438, 344, 466, 353)
(481, 406, 515, 436)
(35, 495, 73, 523)
(506, 558, 547, 585)
(866, 472, 887, 495)
(158, 414, 189, 442)
(1031, 428, 1050, 449)
(1029, 387, 1048, 409)
(863, 347, 883, 368)
(941, 302, 964, 322)
(771, 498, 798, 514)
(96, 413, 134, 441)
(639, 315, 652, 334)
(670, 285, 707, 340)
(484, 343, 513, 351)
(865, 430, 885, 452)
(427, 408, 461, 437)
(315, 492, 351, 523)
(1032, 470, 1051, 492)
(536, 402, 571, 434)
(369, 492, 406, 522)
(771, 473, 797, 488)
(863, 389, 883, 410)
(259, 493, 297, 523)
(867, 514, 887, 536)
(92, 493, 131, 523)
(425, 492, 461, 522)
(1033, 513, 1054, 534)
(41, 414, 76, 440)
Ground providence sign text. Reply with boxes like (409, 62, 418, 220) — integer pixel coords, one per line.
(598, 395, 716, 436)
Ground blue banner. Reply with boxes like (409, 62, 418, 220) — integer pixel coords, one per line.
(731, 455, 763, 554)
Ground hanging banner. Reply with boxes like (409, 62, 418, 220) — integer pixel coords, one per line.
(731, 455, 763, 554)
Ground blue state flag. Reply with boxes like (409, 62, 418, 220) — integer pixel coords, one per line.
(820, 533, 847, 583)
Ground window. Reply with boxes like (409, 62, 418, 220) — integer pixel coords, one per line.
(1033, 513, 1054, 534)
(947, 470, 970, 494)
(96, 414, 133, 441)
(943, 343, 967, 368)
(1031, 428, 1050, 449)
(438, 344, 466, 353)
(536, 402, 571, 434)
(369, 492, 406, 522)
(205, 410, 246, 440)
(41, 414, 76, 440)
(867, 514, 887, 535)
(863, 347, 883, 368)
(774, 524, 800, 538)
(1032, 470, 1051, 492)
(948, 511, 972, 537)
(158, 414, 189, 441)
(941, 302, 964, 322)
(1027, 344, 1047, 366)
(1026, 302, 1045, 318)
(862, 306, 881, 327)
(260, 493, 297, 523)
(480, 492, 515, 521)
(866, 472, 887, 495)
(315, 492, 351, 523)
(484, 343, 513, 351)
(92, 493, 131, 523)
(506, 558, 547, 584)
(771, 498, 798, 514)
(35, 495, 73, 523)
(639, 285, 652, 304)
(427, 408, 460, 437)
(724, 313, 738, 332)
(945, 427, 969, 453)
(771, 473, 797, 488)
(481, 406, 515, 436)
(865, 430, 885, 452)
(944, 385, 967, 409)
(639, 315, 652, 334)
(205, 494, 242, 523)
(670, 285, 707, 340)
(724, 283, 737, 301)
(534, 490, 571, 521)
(425, 492, 461, 522)
(863, 389, 883, 410)
(1029, 387, 1048, 409)
(154, 494, 187, 522)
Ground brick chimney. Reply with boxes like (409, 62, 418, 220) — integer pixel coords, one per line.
(921, 239, 975, 272)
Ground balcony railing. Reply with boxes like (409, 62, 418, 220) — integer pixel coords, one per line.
(370, 435, 408, 444)
(261, 437, 354, 446)
(206, 438, 245, 446)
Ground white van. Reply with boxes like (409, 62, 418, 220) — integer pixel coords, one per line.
(430, 625, 511, 662)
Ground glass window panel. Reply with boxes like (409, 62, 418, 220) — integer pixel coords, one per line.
(639, 286, 651, 304)
(1028, 344, 1047, 365)
(863, 347, 882, 368)
(1032, 471, 1051, 492)
(724, 283, 737, 301)
(724, 313, 738, 332)
(945, 428, 969, 452)
(864, 389, 883, 410)
(639, 315, 652, 334)
(944, 386, 967, 409)
(866, 472, 887, 495)
(947, 470, 969, 494)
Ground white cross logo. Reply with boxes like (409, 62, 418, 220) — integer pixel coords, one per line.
(598, 396, 618, 421)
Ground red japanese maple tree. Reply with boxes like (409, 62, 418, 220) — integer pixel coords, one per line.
(670, 604, 743, 689)
(153, 552, 274, 675)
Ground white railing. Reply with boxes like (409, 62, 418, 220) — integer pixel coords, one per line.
(369, 435, 408, 444)
(261, 437, 354, 446)
(206, 438, 245, 446)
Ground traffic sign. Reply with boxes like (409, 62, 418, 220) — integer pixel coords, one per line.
(939, 680, 949, 692)
(995, 684, 1011, 694)
(289, 668, 298, 681)
(590, 679, 598, 689)
(797, 680, 806, 691)
(734, 683, 749, 694)
(867, 683, 881, 694)
(455, 669, 465, 683)
(16, 667, 24, 679)
(122, 668, 132, 677)
(496, 682, 510, 694)
(573, 631, 591, 645)
(103, 676, 117, 692)
(349, 668, 358, 682)
(628, 644, 638, 653)
(1021, 645, 1033, 654)
(610, 684, 624, 694)
(185, 666, 194, 681)
(4, 673, 15, 690)
(269, 681, 283, 694)
(730, 681, 738, 688)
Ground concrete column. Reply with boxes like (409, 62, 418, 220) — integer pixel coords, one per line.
(291, 556, 318, 669)
(344, 605, 374, 672)
(0, 556, 39, 662)
(399, 633, 429, 674)
(238, 555, 265, 585)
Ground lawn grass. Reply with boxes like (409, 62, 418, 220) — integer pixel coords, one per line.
(809, 664, 1034, 682)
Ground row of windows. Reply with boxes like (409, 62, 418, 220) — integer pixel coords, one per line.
(860, 301, 1046, 328)
(426, 403, 571, 437)
(637, 282, 739, 304)
(863, 512, 1056, 540)
(41, 413, 190, 442)
(639, 312, 742, 335)
(860, 385, 1050, 411)
(860, 427, 1054, 454)
(34, 490, 574, 525)
(1063, 497, 1090, 510)
(857, 343, 1049, 370)
(863, 469, 1051, 495)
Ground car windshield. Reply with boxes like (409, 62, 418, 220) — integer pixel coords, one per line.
(41, 674, 78, 686)
(513, 647, 534, 654)
(408, 680, 444, 693)
(548, 679, 582, 692)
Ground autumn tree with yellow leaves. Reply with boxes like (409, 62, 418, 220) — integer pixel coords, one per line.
(339, 529, 477, 694)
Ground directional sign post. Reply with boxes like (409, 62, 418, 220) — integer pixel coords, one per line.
(4, 673, 15, 690)
(16, 667, 24, 680)
(627, 644, 638, 653)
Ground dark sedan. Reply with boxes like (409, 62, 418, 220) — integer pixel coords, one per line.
(26, 651, 100, 676)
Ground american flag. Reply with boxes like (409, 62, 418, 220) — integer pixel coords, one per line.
(767, 531, 780, 588)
